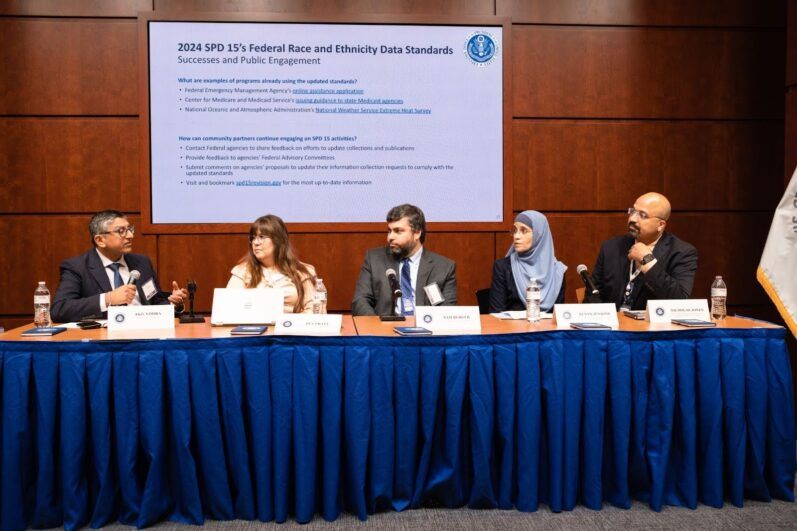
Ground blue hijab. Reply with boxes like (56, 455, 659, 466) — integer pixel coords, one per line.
(508, 210, 567, 311)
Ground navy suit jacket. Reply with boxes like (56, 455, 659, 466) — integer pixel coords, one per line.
(51, 249, 172, 323)
(488, 256, 566, 313)
(592, 232, 698, 311)
(352, 246, 457, 316)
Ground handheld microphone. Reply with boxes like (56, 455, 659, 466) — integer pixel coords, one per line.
(126, 270, 141, 286)
(385, 268, 402, 299)
(576, 264, 599, 295)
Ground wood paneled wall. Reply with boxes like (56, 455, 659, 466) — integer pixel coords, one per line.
(0, 0, 788, 329)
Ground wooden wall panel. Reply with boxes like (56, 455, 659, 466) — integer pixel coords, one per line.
(787, 90, 797, 180)
(0, 19, 137, 115)
(0, 215, 156, 315)
(494, 213, 771, 306)
(789, 0, 797, 86)
(513, 27, 785, 119)
(513, 120, 784, 211)
(498, 0, 786, 27)
(0, 1, 151, 17)
(157, 231, 492, 313)
(154, 0, 493, 15)
(0, 118, 139, 213)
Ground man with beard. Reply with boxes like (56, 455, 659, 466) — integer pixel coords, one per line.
(592, 192, 698, 310)
(352, 204, 457, 316)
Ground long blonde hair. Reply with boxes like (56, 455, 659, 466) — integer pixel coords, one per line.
(238, 215, 315, 312)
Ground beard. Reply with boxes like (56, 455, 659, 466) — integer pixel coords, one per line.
(627, 222, 640, 238)
(388, 240, 414, 260)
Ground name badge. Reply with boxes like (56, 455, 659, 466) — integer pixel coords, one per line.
(274, 313, 342, 336)
(423, 283, 445, 306)
(415, 306, 481, 334)
(141, 278, 158, 301)
(108, 305, 174, 331)
(554, 303, 619, 329)
(646, 299, 710, 323)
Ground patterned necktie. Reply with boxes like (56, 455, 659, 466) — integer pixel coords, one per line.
(400, 258, 414, 316)
(108, 263, 123, 289)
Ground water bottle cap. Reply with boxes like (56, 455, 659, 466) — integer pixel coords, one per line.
(38, 281, 45, 285)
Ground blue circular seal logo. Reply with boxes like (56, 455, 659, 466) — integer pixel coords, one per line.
(465, 32, 498, 66)
(115, 314, 125, 323)
(423, 314, 433, 324)
(282, 320, 293, 328)
(655, 307, 665, 316)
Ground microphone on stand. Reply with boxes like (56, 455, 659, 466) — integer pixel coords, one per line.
(380, 268, 406, 321)
(179, 278, 205, 323)
(576, 264, 602, 303)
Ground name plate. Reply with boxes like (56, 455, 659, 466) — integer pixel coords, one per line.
(274, 314, 342, 336)
(415, 306, 481, 333)
(646, 299, 710, 323)
(108, 305, 175, 331)
(554, 303, 619, 329)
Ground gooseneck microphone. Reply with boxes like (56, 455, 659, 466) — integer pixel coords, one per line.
(385, 268, 402, 299)
(576, 264, 599, 296)
(127, 270, 141, 285)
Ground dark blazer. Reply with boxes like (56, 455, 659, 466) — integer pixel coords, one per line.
(51, 249, 172, 323)
(488, 256, 566, 313)
(592, 232, 698, 311)
(352, 246, 457, 316)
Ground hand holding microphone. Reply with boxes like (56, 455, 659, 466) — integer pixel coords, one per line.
(108, 269, 140, 305)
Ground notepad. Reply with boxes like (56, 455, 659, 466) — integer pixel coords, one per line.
(569, 322, 612, 330)
(21, 327, 67, 336)
(671, 318, 716, 328)
(393, 326, 433, 336)
(230, 325, 268, 335)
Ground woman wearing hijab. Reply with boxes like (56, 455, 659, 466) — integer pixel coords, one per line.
(227, 214, 318, 313)
(488, 210, 567, 313)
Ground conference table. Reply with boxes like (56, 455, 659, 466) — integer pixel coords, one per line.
(0, 315, 794, 530)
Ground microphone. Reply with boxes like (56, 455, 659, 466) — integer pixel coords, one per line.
(576, 264, 599, 296)
(126, 270, 141, 285)
(385, 268, 402, 299)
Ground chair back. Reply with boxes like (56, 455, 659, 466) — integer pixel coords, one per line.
(475, 288, 491, 314)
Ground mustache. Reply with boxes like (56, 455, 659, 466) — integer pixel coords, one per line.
(628, 222, 640, 231)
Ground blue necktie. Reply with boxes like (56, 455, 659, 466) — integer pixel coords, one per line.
(108, 263, 123, 289)
(400, 258, 414, 316)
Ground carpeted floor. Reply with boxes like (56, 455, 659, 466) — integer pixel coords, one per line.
(96, 488, 797, 531)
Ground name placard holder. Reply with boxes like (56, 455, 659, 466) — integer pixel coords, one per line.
(415, 306, 481, 334)
(554, 303, 619, 329)
(647, 299, 711, 323)
(274, 314, 342, 336)
(108, 306, 175, 331)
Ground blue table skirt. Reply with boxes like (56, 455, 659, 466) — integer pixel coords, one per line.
(1, 328, 794, 530)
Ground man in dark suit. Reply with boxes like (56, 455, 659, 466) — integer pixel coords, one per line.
(352, 204, 457, 316)
(592, 192, 698, 310)
(51, 210, 187, 323)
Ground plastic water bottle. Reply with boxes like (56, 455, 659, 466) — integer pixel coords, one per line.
(312, 278, 328, 314)
(525, 277, 541, 323)
(34, 281, 52, 327)
(710, 276, 727, 320)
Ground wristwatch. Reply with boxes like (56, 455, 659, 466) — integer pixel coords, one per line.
(640, 253, 655, 265)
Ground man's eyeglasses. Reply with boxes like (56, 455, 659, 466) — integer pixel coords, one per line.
(101, 226, 135, 237)
(627, 207, 663, 221)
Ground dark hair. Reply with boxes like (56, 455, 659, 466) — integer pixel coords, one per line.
(386, 204, 426, 243)
(238, 214, 315, 313)
(89, 210, 127, 246)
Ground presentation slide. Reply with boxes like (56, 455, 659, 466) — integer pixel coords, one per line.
(148, 21, 504, 224)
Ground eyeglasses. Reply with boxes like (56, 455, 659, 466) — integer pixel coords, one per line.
(249, 234, 269, 243)
(101, 226, 135, 237)
(627, 207, 663, 221)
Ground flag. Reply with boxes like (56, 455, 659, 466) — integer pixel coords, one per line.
(757, 167, 797, 338)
